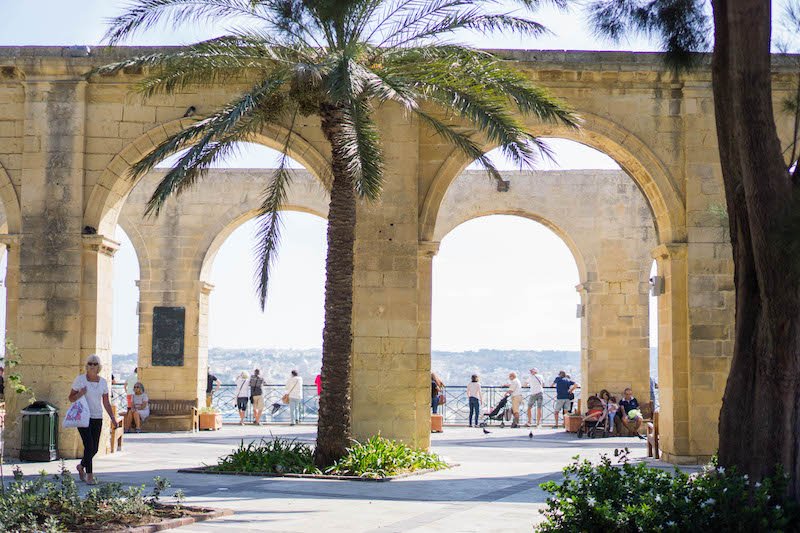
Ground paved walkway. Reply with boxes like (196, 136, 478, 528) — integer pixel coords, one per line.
(10, 425, 657, 532)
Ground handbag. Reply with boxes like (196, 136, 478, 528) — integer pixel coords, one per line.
(281, 393, 290, 404)
(63, 396, 90, 428)
(437, 393, 446, 405)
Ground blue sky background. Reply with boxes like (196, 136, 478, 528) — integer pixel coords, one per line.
(0, 0, 660, 353)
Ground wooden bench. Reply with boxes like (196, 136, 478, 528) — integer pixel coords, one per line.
(647, 411, 660, 459)
(614, 400, 654, 437)
(145, 399, 199, 432)
(110, 406, 125, 453)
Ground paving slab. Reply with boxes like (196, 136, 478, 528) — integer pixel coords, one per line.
(8, 424, 655, 532)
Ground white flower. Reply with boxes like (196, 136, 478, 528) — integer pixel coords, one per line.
(655, 495, 662, 503)
(717, 466, 726, 474)
(587, 497, 596, 506)
(755, 482, 762, 488)
(666, 521, 676, 527)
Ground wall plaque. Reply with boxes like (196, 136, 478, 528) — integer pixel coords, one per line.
(152, 306, 185, 366)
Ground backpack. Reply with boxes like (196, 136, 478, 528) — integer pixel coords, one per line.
(250, 376, 264, 396)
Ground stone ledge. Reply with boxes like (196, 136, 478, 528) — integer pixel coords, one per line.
(177, 464, 455, 482)
(121, 505, 233, 533)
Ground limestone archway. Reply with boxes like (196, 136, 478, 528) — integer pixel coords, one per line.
(427, 168, 657, 400)
(419, 112, 685, 245)
(116, 167, 328, 416)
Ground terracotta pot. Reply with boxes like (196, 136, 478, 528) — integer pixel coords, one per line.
(565, 414, 583, 433)
(198, 412, 222, 431)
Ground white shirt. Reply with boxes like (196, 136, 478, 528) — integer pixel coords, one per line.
(508, 378, 523, 397)
(133, 393, 150, 418)
(528, 374, 544, 395)
(285, 376, 303, 399)
(466, 381, 482, 399)
(71, 374, 110, 419)
(234, 376, 251, 399)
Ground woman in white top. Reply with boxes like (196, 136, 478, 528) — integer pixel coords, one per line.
(68, 354, 117, 485)
(234, 371, 250, 425)
(466, 374, 483, 427)
(125, 382, 150, 432)
(284, 370, 303, 425)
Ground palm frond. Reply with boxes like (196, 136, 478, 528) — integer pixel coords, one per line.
(104, 0, 274, 44)
(414, 109, 502, 182)
(142, 74, 289, 216)
(347, 98, 384, 199)
(253, 115, 297, 309)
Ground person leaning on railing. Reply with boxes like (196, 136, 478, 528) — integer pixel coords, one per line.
(466, 374, 483, 427)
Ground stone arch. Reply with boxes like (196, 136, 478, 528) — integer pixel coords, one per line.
(434, 210, 589, 284)
(0, 158, 22, 234)
(116, 217, 151, 284)
(84, 118, 331, 236)
(198, 205, 328, 284)
(419, 111, 685, 245)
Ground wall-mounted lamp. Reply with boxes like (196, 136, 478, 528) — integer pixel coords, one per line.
(650, 276, 665, 296)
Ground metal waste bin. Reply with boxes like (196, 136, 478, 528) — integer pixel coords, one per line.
(20, 401, 58, 461)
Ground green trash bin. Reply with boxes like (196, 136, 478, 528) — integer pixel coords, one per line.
(20, 401, 58, 461)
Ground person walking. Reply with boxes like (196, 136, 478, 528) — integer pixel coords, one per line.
(206, 369, 220, 408)
(526, 368, 545, 428)
(68, 354, 117, 485)
(431, 372, 444, 414)
(249, 369, 265, 425)
(503, 372, 524, 428)
(285, 370, 303, 425)
(552, 370, 579, 428)
(125, 382, 150, 432)
(234, 371, 250, 425)
(466, 374, 482, 427)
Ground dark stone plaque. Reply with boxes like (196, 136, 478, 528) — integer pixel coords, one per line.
(152, 306, 185, 366)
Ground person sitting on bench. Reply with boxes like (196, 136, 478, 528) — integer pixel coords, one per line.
(125, 382, 150, 432)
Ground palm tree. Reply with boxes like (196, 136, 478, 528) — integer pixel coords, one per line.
(101, 0, 578, 467)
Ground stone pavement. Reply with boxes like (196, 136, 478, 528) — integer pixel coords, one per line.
(9, 425, 655, 532)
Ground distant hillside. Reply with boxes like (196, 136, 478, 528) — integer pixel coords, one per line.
(111, 347, 658, 388)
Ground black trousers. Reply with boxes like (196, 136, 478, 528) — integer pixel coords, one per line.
(78, 418, 103, 473)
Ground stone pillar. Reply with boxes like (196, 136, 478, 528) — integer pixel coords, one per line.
(136, 279, 211, 428)
(350, 105, 425, 446)
(80, 235, 119, 454)
(6, 79, 92, 459)
(652, 243, 691, 462)
(583, 276, 650, 398)
(415, 241, 439, 447)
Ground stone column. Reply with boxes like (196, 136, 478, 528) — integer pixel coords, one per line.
(80, 235, 119, 454)
(136, 279, 211, 428)
(652, 242, 691, 462)
(415, 240, 439, 447)
(350, 105, 424, 446)
(6, 79, 91, 459)
(582, 276, 650, 399)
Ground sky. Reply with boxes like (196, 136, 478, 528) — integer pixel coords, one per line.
(1, 0, 660, 353)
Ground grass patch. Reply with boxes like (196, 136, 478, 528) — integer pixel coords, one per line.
(0, 463, 201, 532)
(208, 436, 448, 479)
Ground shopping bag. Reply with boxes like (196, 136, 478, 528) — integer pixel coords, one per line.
(63, 396, 90, 428)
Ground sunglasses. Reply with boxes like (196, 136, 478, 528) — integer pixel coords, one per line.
(87, 362, 99, 366)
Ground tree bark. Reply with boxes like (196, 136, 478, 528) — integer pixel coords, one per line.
(314, 103, 356, 468)
(712, 0, 800, 498)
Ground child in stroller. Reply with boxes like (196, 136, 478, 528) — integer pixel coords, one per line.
(479, 395, 511, 428)
(577, 394, 609, 438)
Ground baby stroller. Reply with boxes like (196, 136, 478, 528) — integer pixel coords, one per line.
(577, 395, 609, 438)
(479, 395, 511, 428)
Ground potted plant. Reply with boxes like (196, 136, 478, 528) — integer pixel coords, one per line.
(198, 407, 222, 431)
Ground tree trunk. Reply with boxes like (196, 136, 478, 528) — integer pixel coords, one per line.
(712, 0, 800, 498)
(314, 103, 356, 468)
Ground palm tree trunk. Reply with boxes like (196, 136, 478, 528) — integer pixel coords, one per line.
(712, 0, 800, 498)
(314, 103, 355, 467)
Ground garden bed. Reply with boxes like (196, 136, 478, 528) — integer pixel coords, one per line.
(177, 464, 449, 482)
(89, 504, 232, 532)
(187, 435, 451, 481)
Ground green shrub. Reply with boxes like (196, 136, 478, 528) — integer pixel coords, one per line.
(0, 464, 179, 532)
(537, 455, 799, 532)
(325, 435, 448, 479)
(212, 438, 318, 474)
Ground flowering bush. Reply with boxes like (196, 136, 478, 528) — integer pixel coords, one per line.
(537, 454, 799, 532)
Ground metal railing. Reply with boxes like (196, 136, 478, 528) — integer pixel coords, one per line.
(113, 383, 581, 426)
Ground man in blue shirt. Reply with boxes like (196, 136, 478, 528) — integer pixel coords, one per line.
(619, 387, 645, 439)
(551, 371, 579, 428)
